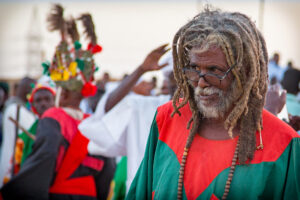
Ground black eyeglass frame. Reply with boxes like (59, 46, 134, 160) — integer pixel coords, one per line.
(182, 63, 237, 83)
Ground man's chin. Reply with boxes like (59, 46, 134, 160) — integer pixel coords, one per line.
(198, 104, 224, 119)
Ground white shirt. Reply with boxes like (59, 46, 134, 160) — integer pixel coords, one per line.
(79, 92, 170, 191)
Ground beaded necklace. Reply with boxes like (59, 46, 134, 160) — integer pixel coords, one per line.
(177, 138, 240, 200)
(177, 129, 264, 200)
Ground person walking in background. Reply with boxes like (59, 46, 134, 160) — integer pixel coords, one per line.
(268, 52, 286, 85)
(281, 61, 300, 95)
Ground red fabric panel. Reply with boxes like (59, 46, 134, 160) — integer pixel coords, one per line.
(82, 156, 104, 171)
(152, 191, 155, 200)
(42, 108, 90, 143)
(250, 109, 299, 164)
(49, 176, 96, 196)
(49, 131, 96, 197)
(156, 102, 299, 200)
(55, 146, 65, 172)
(42, 108, 79, 143)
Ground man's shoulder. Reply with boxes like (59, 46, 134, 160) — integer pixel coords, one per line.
(42, 107, 64, 118)
(41, 107, 74, 124)
(157, 100, 173, 114)
(250, 109, 300, 164)
(262, 109, 298, 138)
(157, 100, 190, 117)
(155, 101, 191, 132)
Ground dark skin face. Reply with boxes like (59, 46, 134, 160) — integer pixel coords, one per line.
(132, 81, 153, 96)
(189, 46, 233, 106)
(188, 46, 239, 140)
(59, 88, 83, 110)
(32, 89, 55, 116)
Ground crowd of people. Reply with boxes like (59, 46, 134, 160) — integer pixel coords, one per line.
(0, 4, 299, 200)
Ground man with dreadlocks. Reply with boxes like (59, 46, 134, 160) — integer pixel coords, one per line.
(127, 8, 300, 200)
(0, 5, 115, 200)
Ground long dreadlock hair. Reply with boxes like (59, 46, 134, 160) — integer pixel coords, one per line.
(172, 8, 268, 164)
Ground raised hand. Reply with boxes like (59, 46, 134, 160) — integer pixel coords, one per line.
(139, 44, 170, 72)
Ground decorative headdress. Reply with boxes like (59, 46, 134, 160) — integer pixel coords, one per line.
(42, 4, 102, 97)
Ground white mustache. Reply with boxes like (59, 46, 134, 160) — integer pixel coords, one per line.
(194, 87, 223, 96)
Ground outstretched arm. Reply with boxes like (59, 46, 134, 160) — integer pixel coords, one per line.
(105, 44, 169, 112)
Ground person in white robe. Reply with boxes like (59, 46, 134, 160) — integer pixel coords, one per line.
(79, 46, 174, 191)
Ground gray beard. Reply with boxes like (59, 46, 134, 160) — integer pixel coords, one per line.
(193, 82, 236, 119)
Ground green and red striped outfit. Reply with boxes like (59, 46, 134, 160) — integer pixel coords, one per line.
(127, 101, 300, 200)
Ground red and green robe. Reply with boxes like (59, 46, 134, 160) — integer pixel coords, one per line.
(127, 101, 300, 200)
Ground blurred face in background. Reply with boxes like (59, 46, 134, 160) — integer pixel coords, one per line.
(32, 89, 55, 116)
(132, 81, 154, 96)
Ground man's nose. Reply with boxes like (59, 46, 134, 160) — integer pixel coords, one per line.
(197, 76, 210, 88)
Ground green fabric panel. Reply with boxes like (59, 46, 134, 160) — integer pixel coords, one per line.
(198, 137, 300, 200)
(19, 120, 38, 166)
(152, 139, 183, 200)
(126, 112, 188, 200)
(112, 156, 127, 200)
(283, 137, 300, 199)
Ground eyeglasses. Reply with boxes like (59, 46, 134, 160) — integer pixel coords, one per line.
(182, 63, 236, 85)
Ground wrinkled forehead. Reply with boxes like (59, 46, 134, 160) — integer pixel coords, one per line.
(189, 45, 228, 67)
